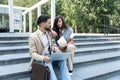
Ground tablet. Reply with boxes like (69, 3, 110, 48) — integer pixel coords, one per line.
(50, 52, 70, 61)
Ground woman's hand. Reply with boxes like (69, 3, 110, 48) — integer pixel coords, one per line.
(52, 46, 61, 52)
(43, 56, 51, 62)
(51, 30, 58, 37)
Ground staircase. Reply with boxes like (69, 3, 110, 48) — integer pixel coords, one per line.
(0, 33, 120, 80)
(0, 33, 30, 80)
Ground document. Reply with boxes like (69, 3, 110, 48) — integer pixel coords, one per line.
(50, 52, 70, 61)
(57, 36, 67, 46)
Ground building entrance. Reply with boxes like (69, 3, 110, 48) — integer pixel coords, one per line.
(0, 13, 9, 32)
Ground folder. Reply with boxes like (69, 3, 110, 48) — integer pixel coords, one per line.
(57, 36, 67, 46)
(50, 52, 70, 61)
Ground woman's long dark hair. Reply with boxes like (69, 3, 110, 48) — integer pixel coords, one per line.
(53, 16, 67, 40)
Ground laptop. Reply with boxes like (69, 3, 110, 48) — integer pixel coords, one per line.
(50, 52, 70, 61)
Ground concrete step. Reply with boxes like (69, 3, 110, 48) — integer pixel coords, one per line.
(75, 37, 120, 39)
(1, 51, 120, 80)
(0, 63, 30, 80)
(75, 45, 120, 56)
(1, 33, 120, 80)
(0, 37, 28, 41)
(18, 78, 30, 80)
(74, 34, 120, 39)
(3, 52, 120, 80)
(73, 60, 120, 80)
(0, 33, 29, 41)
(1, 44, 119, 56)
(75, 41, 120, 48)
(0, 46, 29, 55)
(0, 40, 28, 47)
(106, 72, 120, 80)
(0, 53, 30, 66)
(74, 38, 120, 43)
(0, 33, 29, 37)
(74, 35, 102, 38)
(74, 50, 120, 64)
(89, 70, 120, 80)
(1, 48, 120, 66)
(74, 36, 120, 39)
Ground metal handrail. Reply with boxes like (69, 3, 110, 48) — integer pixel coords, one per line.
(105, 25, 120, 35)
(100, 14, 120, 35)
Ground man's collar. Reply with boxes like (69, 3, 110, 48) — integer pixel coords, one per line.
(38, 29, 46, 35)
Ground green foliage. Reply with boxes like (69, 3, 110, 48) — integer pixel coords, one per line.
(58, 0, 120, 33)
(0, 0, 8, 4)
(0, 0, 120, 33)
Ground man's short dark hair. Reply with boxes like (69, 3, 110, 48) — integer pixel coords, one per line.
(37, 14, 50, 25)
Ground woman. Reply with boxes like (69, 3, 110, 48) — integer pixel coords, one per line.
(53, 16, 76, 75)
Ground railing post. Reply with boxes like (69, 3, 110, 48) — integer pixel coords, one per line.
(29, 11, 32, 33)
(103, 15, 106, 36)
(22, 0, 49, 32)
(37, 5, 41, 18)
(23, 14, 26, 32)
(37, 5, 41, 29)
(118, 30, 119, 34)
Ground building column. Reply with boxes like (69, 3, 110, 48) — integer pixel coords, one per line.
(9, 0, 14, 32)
(2, 15, 5, 28)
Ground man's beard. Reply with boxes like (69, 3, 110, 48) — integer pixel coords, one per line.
(45, 27, 50, 31)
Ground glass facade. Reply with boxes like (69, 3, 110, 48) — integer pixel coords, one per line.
(0, 7, 22, 32)
(0, 13, 9, 32)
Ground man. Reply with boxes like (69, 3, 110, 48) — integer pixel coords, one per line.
(29, 14, 71, 80)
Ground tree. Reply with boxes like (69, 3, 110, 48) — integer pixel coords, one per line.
(0, 0, 120, 33)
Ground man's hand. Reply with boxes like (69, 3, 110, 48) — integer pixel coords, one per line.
(52, 46, 61, 52)
(43, 56, 51, 62)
